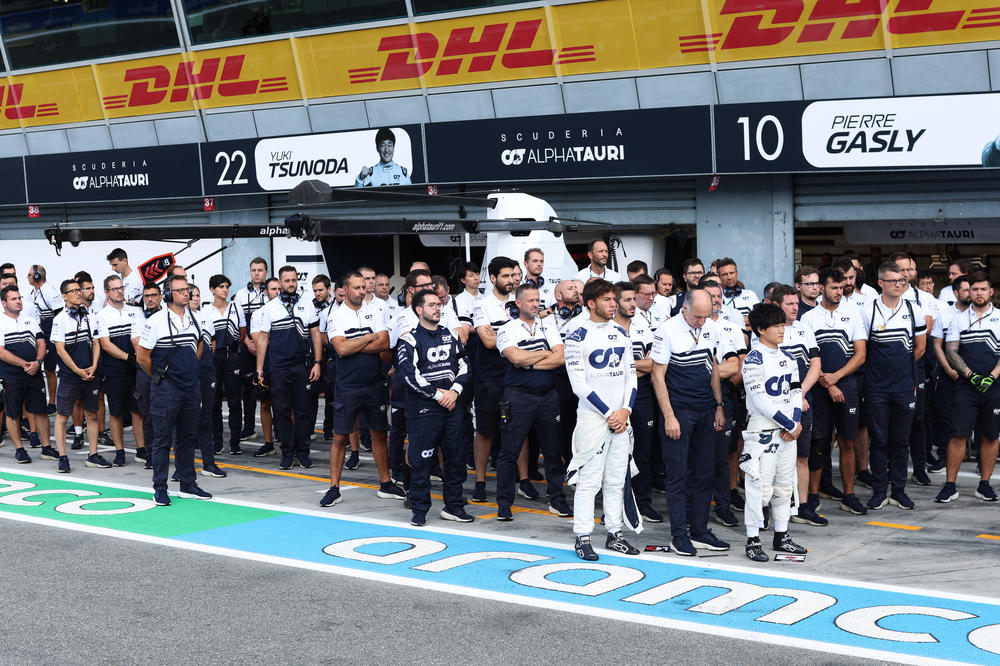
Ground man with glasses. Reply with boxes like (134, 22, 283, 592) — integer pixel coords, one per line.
(668, 259, 705, 317)
(860, 262, 927, 511)
(50, 280, 108, 473)
(795, 266, 821, 319)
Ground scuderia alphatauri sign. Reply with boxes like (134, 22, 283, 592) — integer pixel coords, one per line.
(425, 108, 712, 183)
(802, 93, 1000, 169)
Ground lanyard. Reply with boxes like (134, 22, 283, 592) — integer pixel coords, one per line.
(873, 299, 903, 328)
(688, 326, 702, 348)
(971, 306, 994, 329)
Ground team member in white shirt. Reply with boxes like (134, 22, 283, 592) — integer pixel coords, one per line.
(929, 275, 970, 473)
(565, 279, 641, 561)
(522, 248, 555, 308)
(107, 248, 144, 306)
(233, 256, 269, 444)
(716, 257, 759, 323)
(575, 239, 621, 283)
(28, 265, 63, 415)
(0, 285, 51, 463)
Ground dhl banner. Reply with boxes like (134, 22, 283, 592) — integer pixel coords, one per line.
(0, 0, 998, 131)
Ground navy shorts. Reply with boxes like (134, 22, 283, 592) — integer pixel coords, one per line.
(2, 374, 46, 419)
(797, 404, 814, 458)
(333, 382, 388, 435)
(812, 376, 860, 441)
(473, 380, 503, 440)
(103, 374, 139, 417)
(56, 378, 100, 416)
(951, 381, 1000, 441)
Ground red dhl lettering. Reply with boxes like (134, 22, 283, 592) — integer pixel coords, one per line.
(348, 19, 596, 84)
(105, 55, 289, 110)
(678, 0, 981, 53)
(0, 83, 58, 120)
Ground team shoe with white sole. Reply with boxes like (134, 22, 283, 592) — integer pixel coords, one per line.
(605, 532, 639, 555)
(575, 535, 598, 561)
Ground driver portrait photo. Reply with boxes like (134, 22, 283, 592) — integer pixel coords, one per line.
(355, 127, 411, 187)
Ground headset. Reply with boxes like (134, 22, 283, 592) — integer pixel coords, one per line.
(246, 281, 255, 291)
(31, 265, 42, 283)
(524, 276, 545, 288)
(163, 285, 173, 304)
(557, 304, 583, 320)
(505, 300, 519, 320)
(280, 290, 300, 306)
(723, 285, 743, 299)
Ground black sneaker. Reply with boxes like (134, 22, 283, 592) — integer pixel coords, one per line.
(471, 481, 487, 502)
(670, 535, 697, 557)
(640, 507, 664, 523)
(410, 513, 427, 527)
(440, 507, 474, 523)
(254, 442, 276, 457)
(911, 469, 932, 486)
(71, 432, 85, 450)
(46, 404, 57, 415)
(57, 455, 70, 473)
(818, 482, 844, 501)
(98, 430, 113, 448)
(171, 472, 180, 483)
(278, 453, 294, 470)
(773, 531, 807, 554)
(935, 482, 958, 503)
(548, 498, 572, 517)
(85, 453, 112, 469)
(323, 431, 333, 441)
(713, 507, 739, 527)
(28, 432, 42, 448)
(229, 443, 243, 455)
(651, 476, 666, 494)
(178, 484, 213, 500)
(344, 450, 360, 470)
(112, 449, 127, 467)
(377, 481, 405, 500)
(927, 459, 946, 473)
(297, 454, 314, 469)
(239, 426, 255, 441)
(497, 505, 513, 521)
(134, 447, 148, 463)
(855, 469, 876, 489)
(691, 530, 730, 551)
(806, 493, 822, 512)
(605, 531, 639, 555)
(154, 488, 170, 506)
(319, 486, 342, 507)
(791, 505, 829, 526)
(359, 430, 372, 452)
(201, 464, 227, 478)
(889, 490, 916, 509)
(14, 448, 31, 464)
(575, 535, 598, 561)
(745, 537, 768, 562)
(213, 443, 224, 456)
(839, 493, 869, 515)
(144, 457, 153, 470)
(730, 488, 745, 512)
(40, 445, 60, 461)
(976, 481, 998, 502)
(867, 490, 888, 510)
(517, 479, 540, 500)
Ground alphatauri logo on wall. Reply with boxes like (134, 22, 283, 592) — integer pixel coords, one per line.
(70, 159, 151, 191)
(498, 125, 625, 167)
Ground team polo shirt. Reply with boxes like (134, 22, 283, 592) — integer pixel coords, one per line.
(651, 315, 720, 410)
(196, 307, 216, 375)
(0, 311, 43, 379)
(841, 290, 872, 310)
(233, 283, 267, 333)
(946, 306, 1000, 376)
(800, 301, 866, 374)
(932, 304, 964, 340)
(206, 301, 244, 352)
(575, 266, 621, 283)
(625, 314, 654, 368)
(496, 316, 563, 390)
(472, 291, 515, 383)
(327, 301, 386, 387)
(31, 283, 63, 331)
(95, 304, 144, 376)
(256, 295, 319, 373)
(454, 290, 479, 327)
(861, 297, 927, 394)
(363, 295, 391, 331)
(122, 270, 144, 305)
(50, 308, 97, 382)
(390, 304, 462, 348)
(138, 307, 202, 390)
(722, 287, 759, 320)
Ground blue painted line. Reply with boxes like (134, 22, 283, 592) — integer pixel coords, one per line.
(177, 513, 1000, 664)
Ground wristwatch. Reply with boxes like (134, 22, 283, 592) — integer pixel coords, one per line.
(715, 402, 724, 407)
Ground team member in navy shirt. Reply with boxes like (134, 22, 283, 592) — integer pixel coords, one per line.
(0, 285, 51, 463)
(255, 266, 322, 471)
(652, 289, 731, 556)
(50, 279, 108, 473)
(860, 262, 927, 511)
(495, 283, 570, 520)
(322, 271, 401, 507)
(138, 275, 212, 506)
(396, 289, 473, 526)
(938, 272, 1000, 503)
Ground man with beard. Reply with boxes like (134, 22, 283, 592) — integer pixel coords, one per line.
(929, 275, 971, 473)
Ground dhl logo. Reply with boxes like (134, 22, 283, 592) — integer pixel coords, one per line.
(347, 19, 595, 83)
(103, 55, 289, 110)
(680, 0, 999, 53)
(0, 83, 57, 120)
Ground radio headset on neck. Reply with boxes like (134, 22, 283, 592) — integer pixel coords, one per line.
(558, 304, 582, 320)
